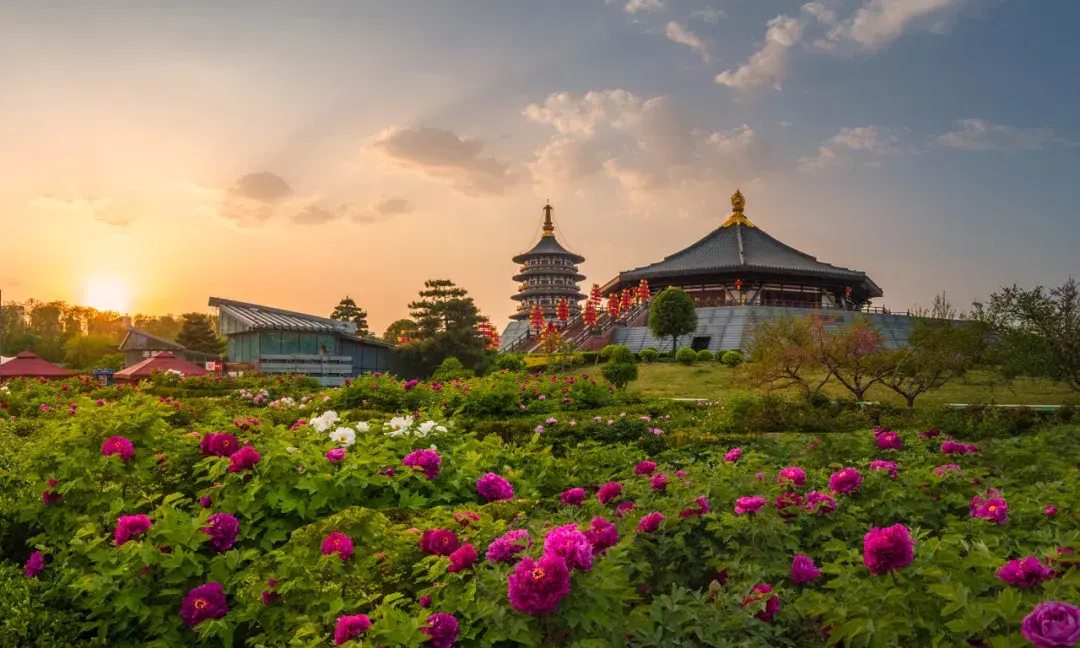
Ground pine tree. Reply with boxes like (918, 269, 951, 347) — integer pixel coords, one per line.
(330, 296, 370, 337)
(176, 313, 226, 355)
(402, 279, 486, 374)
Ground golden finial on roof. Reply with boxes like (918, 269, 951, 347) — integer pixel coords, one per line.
(722, 189, 755, 228)
(541, 201, 555, 237)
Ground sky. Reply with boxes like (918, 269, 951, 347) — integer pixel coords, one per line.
(1, 0, 1077, 332)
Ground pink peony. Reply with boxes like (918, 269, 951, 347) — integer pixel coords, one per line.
(561, 488, 585, 506)
(791, 554, 821, 583)
(476, 473, 514, 502)
(1022, 601, 1080, 648)
(998, 557, 1055, 588)
(321, 532, 354, 561)
(179, 582, 229, 627)
(774, 491, 805, 518)
(403, 449, 441, 480)
(870, 460, 898, 479)
(724, 447, 742, 463)
(777, 466, 806, 487)
(584, 517, 619, 554)
(597, 482, 623, 505)
(829, 467, 862, 494)
(101, 436, 135, 462)
(635, 460, 657, 476)
(615, 500, 636, 518)
(452, 512, 480, 528)
(875, 430, 903, 450)
(226, 446, 261, 473)
(202, 513, 239, 552)
(741, 584, 779, 622)
(448, 543, 478, 573)
(333, 614, 371, 646)
(1046, 505, 1059, 517)
(543, 524, 593, 571)
(863, 524, 915, 575)
(420, 529, 460, 556)
(679, 496, 711, 519)
(24, 551, 44, 578)
(649, 473, 669, 492)
(422, 613, 459, 648)
(971, 495, 1009, 525)
(199, 433, 239, 457)
(507, 555, 571, 614)
(934, 464, 962, 477)
(114, 514, 152, 546)
(734, 496, 767, 515)
(636, 512, 665, 533)
(486, 529, 531, 563)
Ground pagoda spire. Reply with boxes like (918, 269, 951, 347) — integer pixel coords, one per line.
(721, 189, 755, 228)
(541, 201, 555, 237)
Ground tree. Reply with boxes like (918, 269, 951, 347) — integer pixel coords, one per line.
(133, 314, 183, 341)
(742, 315, 830, 398)
(880, 317, 984, 407)
(383, 319, 416, 344)
(176, 313, 225, 356)
(330, 296, 370, 337)
(974, 278, 1080, 392)
(63, 334, 122, 371)
(400, 279, 486, 374)
(810, 316, 892, 402)
(649, 288, 698, 353)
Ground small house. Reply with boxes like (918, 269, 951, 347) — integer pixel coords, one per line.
(118, 326, 220, 368)
(112, 351, 208, 384)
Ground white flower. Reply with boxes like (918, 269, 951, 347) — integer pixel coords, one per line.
(429, 444, 438, 451)
(387, 416, 413, 431)
(329, 427, 356, 446)
(310, 410, 340, 433)
(435, 425, 448, 433)
(355, 421, 371, 433)
(0, 385, 8, 392)
(417, 420, 436, 436)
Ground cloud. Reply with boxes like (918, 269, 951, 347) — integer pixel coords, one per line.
(666, 22, 710, 64)
(624, 0, 663, 14)
(345, 197, 416, 224)
(373, 126, 521, 196)
(218, 171, 295, 226)
(935, 119, 1076, 152)
(798, 125, 905, 171)
(690, 7, 725, 24)
(372, 197, 413, 215)
(826, 0, 968, 51)
(26, 195, 132, 227)
(715, 13, 805, 90)
(291, 205, 338, 225)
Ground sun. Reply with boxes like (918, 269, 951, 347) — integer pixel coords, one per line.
(83, 276, 131, 314)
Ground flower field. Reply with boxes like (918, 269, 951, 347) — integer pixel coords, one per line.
(2, 371, 1080, 647)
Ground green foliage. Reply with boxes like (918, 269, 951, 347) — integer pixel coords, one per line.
(176, 313, 225, 356)
(381, 318, 416, 344)
(490, 353, 525, 372)
(600, 345, 635, 364)
(639, 348, 660, 363)
(131, 315, 183, 342)
(601, 360, 639, 390)
(431, 357, 474, 381)
(329, 296, 370, 337)
(649, 288, 698, 353)
(695, 349, 713, 362)
(675, 347, 696, 365)
(62, 334, 119, 371)
(399, 279, 486, 375)
(720, 350, 745, 367)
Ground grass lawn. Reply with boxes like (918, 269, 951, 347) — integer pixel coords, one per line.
(627, 362, 1080, 407)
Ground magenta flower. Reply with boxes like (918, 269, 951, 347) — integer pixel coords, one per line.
(544, 525, 594, 572)
(942, 439, 979, 455)
(419, 595, 432, 608)
(508, 554, 571, 614)
(741, 584, 779, 622)
(734, 496, 767, 515)
(403, 449, 442, 480)
(998, 557, 1055, 588)
(422, 613, 460, 648)
(448, 543, 478, 573)
(420, 529, 460, 556)
(870, 460, 898, 479)
(875, 430, 903, 450)
(971, 496, 1009, 525)
(114, 514, 152, 546)
(325, 448, 346, 464)
(486, 529, 530, 563)
(679, 496, 711, 519)
(584, 517, 619, 554)
(333, 614, 371, 646)
(933, 464, 962, 477)
(1046, 505, 1059, 517)
(649, 473, 669, 492)
(920, 428, 941, 439)
(635, 460, 657, 476)
(202, 513, 239, 552)
(199, 495, 212, 508)
(863, 524, 915, 575)
(24, 551, 44, 578)
(452, 512, 480, 528)
(1022, 601, 1080, 648)
(636, 512, 665, 533)
(791, 554, 821, 583)
(774, 492, 805, 518)
(41, 479, 62, 505)
(179, 582, 229, 627)
(777, 466, 806, 487)
(321, 532, 354, 561)
(476, 473, 514, 502)
(598, 482, 623, 504)
(615, 500, 636, 518)
(261, 580, 280, 606)
(199, 433, 239, 457)
(828, 467, 862, 494)
(226, 446, 261, 473)
(724, 447, 742, 463)
(101, 435, 135, 462)
(560, 488, 585, 506)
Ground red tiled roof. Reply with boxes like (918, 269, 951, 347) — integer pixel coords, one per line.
(0, 351, 76, 378)
(114, 351, 207, 380)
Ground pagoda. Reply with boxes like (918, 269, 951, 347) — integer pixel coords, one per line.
(601, 190, 882, 309)
(510, 203, 586, 321)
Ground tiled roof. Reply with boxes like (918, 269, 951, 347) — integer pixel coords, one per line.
(209, 297, 357, 335)
(512, 236, 585, 264)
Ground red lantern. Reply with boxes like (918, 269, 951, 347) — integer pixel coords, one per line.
(589, 283, 602, 305)
(583, 300, 597, 327)
(735, 279, 743, 292)
(607, 294, 620, 319)
(638, 280, 651, 302)
(556, 298, 570, 324)
(541, 322, 561, 353)
(529, 304, 545, 333)
(488, 330, 501, 350)
(620, 288, 633, 312)
(844, 286, 853, 298)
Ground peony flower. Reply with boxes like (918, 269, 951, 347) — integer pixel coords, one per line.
(226, 446, 261, 473)
(829, 468, 862, 494)
(1021, 601, 1080, 648)
(101, 436, 135, 462)
(741, 584, 779, 622)
(261, 580, 280, 606)
(636, 512, 665, 533)
(863, 524, 915, 575)
(325, 448, 346, 464)
(179, 582, 229, 627)
(403, 449, 441, 480)
(791, 554, 821, 583)
(476, 473, 514, 502)
(24, 551, 44, 578)
(933, 464, 962, 477)
(920, 428, 941, 439)
(322, 532, 354, 561)
(875, 430, 903, 450)
(114, 514, 152, 546)
(309, 410, 340, 433)
(635, 460, 657, 476)
(734, 496, 767, 515)
(971, 496, 1009, 525)
(870, 460, 898, 479)
(507, 555, 571, 615)
(584, 517, 619, 554)
(452, 512, 480, 527)
(597, 482, 622, 504)
(942, 439, 979, 455)
(329, 427, 356, 446)
(774, 491, 805, 518)
(998, 557, 1055, 588)
(615, 501, 636, 518)
(202, 513, 239, 552)
(448, 543, 478, 573)
(420, 529, 460, 556)
(41, 479, 61, 505)
(544, 524, 593, 571)
(1046, 505, 1059, 517)
(422, 613, 460, 648)
(680, 496, 712, 519)
(649, 473, 669, 492)
(560, 488, 585, 506)
(486, 529, 530, 563)
(199, 433, 239, 457)
(333, 614, 371, 646)
(419, 595, 431, 608)
(777, 466, 806, 487)
(199, 495, 212, 508)
(724, 448, 742, 463)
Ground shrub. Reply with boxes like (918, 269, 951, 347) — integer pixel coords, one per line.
(675, 347, 696, 365)
(600, 345, 635, 364)
(431, 357, 474, 381)
(639, 348, 660, 363)
(489, 353, 525, 372)
(720, 350, 745, 367)
(579, 351, 600, 364)
(601, 361, 639, 390)
(695, 349, 713, 362)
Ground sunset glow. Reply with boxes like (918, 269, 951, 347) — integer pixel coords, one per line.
(82, 277, 131, 314)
